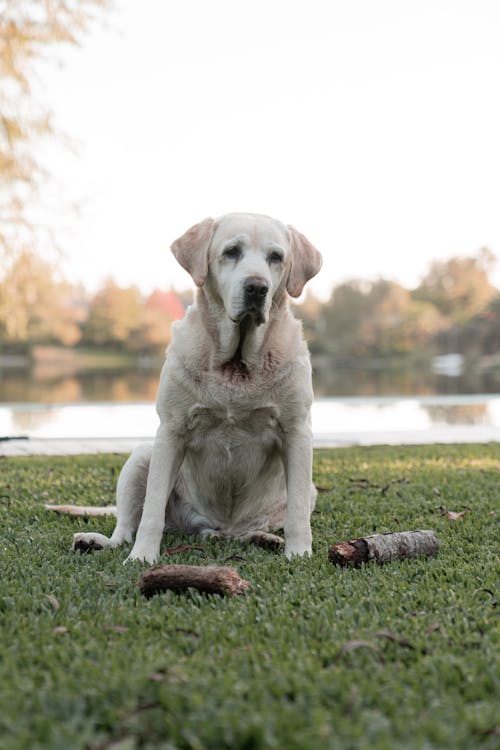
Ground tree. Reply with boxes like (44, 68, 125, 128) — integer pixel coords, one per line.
(0, 0, 108, 259)
(359, 280, 444, 355)
(315, 278, 444, 357)
(81, 280, 145, 349)
(0, 250, 83, 346)
(413, 248, 497, 322)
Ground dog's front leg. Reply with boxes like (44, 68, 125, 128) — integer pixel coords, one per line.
(126, 424, 184, 564)
(283, 424, 313, 559)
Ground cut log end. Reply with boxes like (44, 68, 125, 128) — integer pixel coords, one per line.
(328, 539, 369, 566)
(329, 530, 439, 566)
(138, 564, 250, 598)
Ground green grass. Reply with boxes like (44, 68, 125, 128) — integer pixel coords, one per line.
(1, 444, 499, 750)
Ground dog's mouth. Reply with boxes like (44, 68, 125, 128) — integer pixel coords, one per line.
(229, 309, 265, 327)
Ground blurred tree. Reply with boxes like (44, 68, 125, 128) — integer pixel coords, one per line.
(81, 280, 144, 349)
(360, 280, 444, 355)
(0, 0, 108, 259)
(413, 248, 497, 322)
(132, 289, 188, 353)
(0, 250, 83, 346)
(315, 278, 444, 357)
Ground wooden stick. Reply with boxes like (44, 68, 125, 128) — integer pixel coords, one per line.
(45, 504, 117, 517)
(328, 530, 439, 566)
(138, 564, 250, 598)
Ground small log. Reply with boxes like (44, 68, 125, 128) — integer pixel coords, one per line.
(138, 564, 250, 598)
(328, 529, 439, 566)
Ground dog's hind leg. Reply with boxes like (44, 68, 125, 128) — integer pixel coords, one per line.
(73, 443, 152, 553)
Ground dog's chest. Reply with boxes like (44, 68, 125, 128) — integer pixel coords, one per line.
(184, 403, 282, 453)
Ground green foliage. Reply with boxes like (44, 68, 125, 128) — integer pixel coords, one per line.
(296, 249, 500, 359)
(1, 446, 499, 749)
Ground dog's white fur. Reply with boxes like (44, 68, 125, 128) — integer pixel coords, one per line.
(72, 212, 322, 563)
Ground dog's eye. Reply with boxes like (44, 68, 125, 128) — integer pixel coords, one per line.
(268, 251, 284, 264)
(222, 244, 241, 260)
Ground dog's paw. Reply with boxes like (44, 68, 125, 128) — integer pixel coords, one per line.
(125, 545, 159, 565)
(248, 531, 284, 551)
(284, 540, 312, 559)
(73, 532, 110, 553)
(199, 528, 222, 540)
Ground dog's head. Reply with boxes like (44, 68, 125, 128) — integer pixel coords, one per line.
(171, 212, 322, 326)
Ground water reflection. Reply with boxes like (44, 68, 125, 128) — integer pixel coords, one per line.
(2, 397, 500, 441)
(2, 363, 500, 442)
(423, 403, 490, 425)
(2, 365, 500, 404)
(0, 369, 160, 403)
(312, 362, 500, 398)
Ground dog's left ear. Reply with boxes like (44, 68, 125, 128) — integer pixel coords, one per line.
(170, 217, 215, 287)
(286, 225, 323, 298)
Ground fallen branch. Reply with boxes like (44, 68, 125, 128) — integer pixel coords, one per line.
(328, 530, 439, 566)
(138, 564, 250, 598)
(45, 504, 117, 517)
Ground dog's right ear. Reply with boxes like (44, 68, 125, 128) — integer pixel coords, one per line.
(170, 218, 215, 287)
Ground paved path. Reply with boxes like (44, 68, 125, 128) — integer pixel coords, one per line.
(1, 425, 500, 456)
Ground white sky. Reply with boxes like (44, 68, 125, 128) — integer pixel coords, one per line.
(38, 0, 500, 299)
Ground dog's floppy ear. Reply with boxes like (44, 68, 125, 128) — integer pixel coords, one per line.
(170, 217, 215, 287)
(286, 225, 323, 298)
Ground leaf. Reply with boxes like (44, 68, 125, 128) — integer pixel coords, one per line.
(52, 626, 69, 635)
(105, 625, 129, 633)
(45, 594, 60, 611)
(438, 506, 467, 519)
(315, 486, 331, 493)
(445, 510, 467, 520)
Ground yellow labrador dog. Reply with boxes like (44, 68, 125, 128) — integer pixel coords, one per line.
(72, 213, 322, 562)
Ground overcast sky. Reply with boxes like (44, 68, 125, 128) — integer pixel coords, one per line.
(38, 0, 500, 299)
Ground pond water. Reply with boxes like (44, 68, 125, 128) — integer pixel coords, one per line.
(1, 366, 500, 444)
(2, 363, 500, 403)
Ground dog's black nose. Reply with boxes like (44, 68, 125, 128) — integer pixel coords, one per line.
(244, 277, 269, 309)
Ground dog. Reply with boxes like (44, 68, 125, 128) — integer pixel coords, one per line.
(70, 213, 322, 563)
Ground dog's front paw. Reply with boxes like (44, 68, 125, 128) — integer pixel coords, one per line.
(125, 545, 159, 565)
(73, 532, 110, 553)
(284, 539, 312, 559)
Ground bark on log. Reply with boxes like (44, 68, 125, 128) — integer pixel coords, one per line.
(328, 530, 439, 566)
(138, 564, 250, 598)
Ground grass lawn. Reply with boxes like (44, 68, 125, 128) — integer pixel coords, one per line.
(1, 444, 499, 750)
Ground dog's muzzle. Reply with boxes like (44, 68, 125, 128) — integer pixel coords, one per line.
(243, 277, 268, 320)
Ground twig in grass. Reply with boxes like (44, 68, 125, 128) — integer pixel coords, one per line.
(380, 477, 410, 494)
(339, 640, 383, 661)
(163, 544, 206, 556)
(375, 630, 415, 650)
(328, 529, 439, 566)
(138, 564, 250, 598)
(348, 476, 410, 495)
